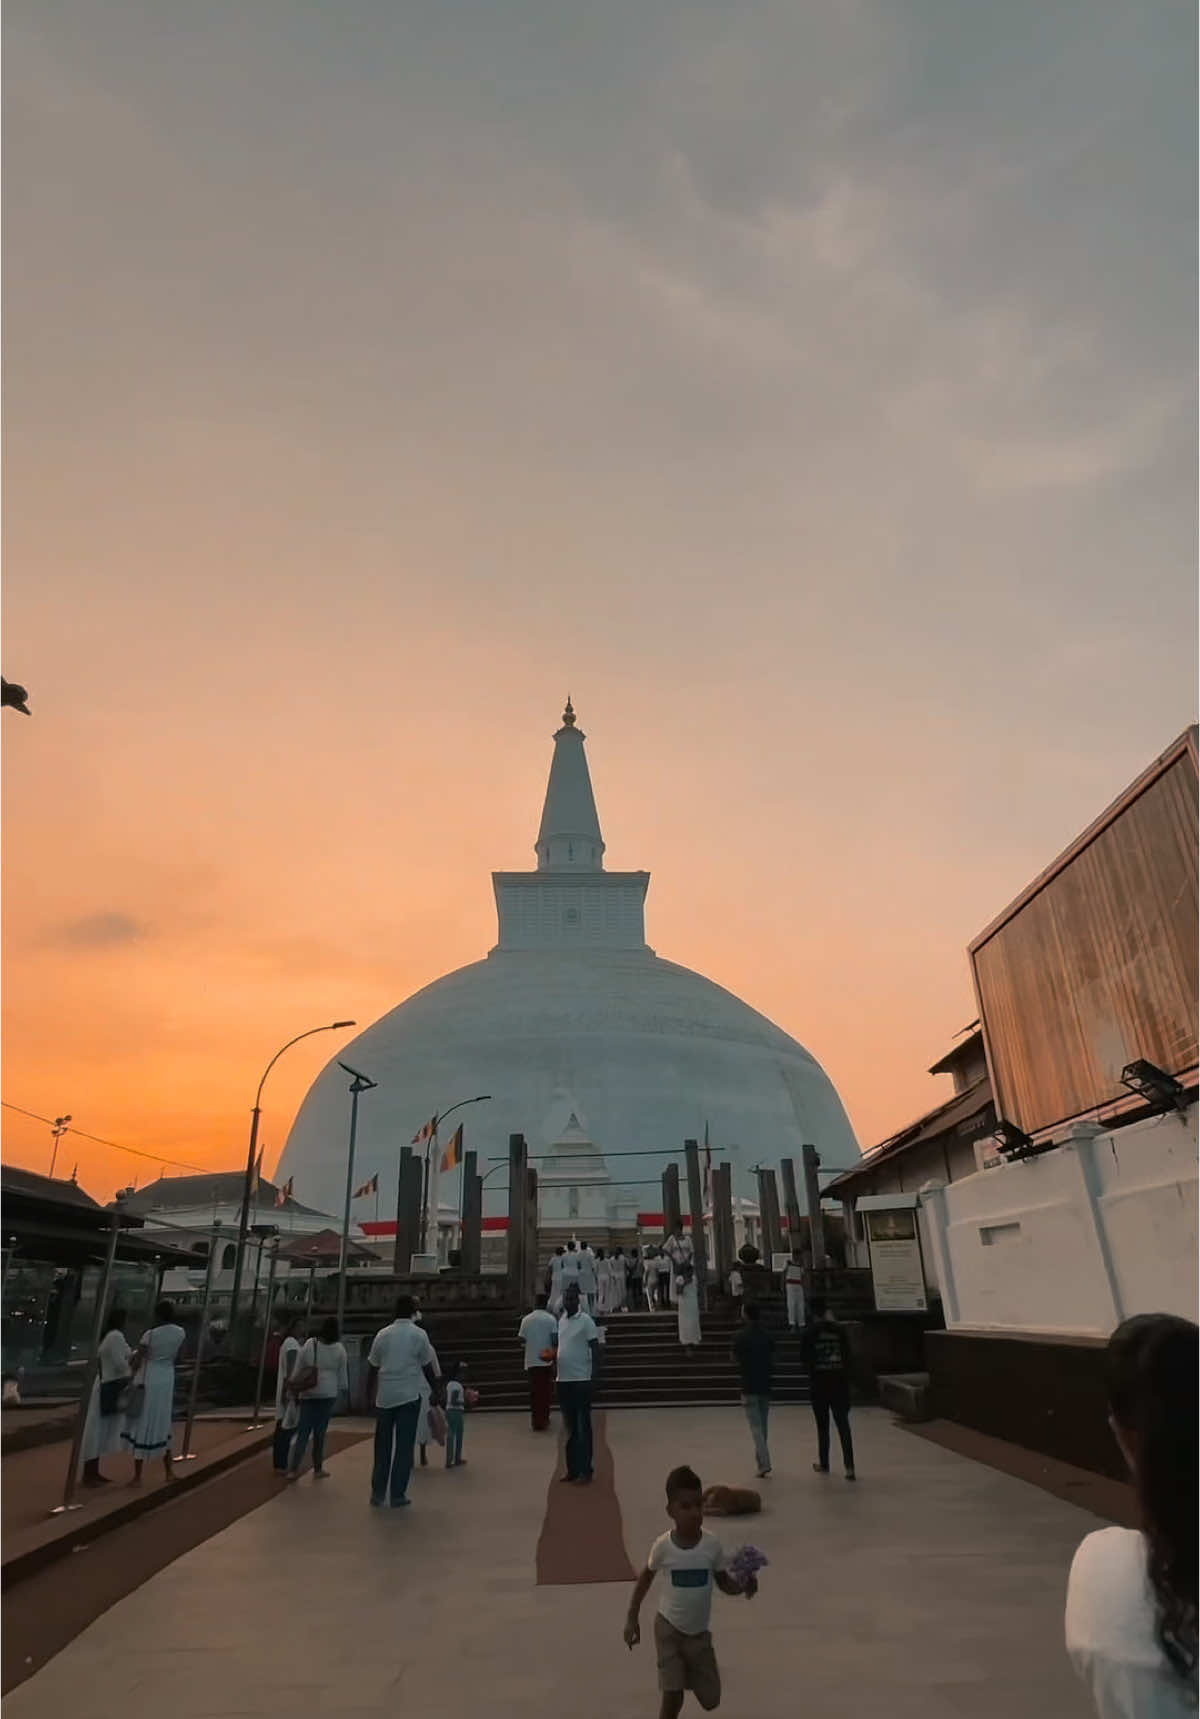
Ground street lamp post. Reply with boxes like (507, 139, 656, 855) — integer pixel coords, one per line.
(49, 1116, 72, 1178)
(419, 1095, 492, 1255)
(336, 1063, 377, 1332)
(228, 1020, 355, 1339)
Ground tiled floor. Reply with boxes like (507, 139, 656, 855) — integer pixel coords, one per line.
(4, 1406, 1096, 1718)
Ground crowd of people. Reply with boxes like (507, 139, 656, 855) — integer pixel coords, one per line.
(271, 1293, 473, 1505)
(544, 1228, 701, 1318)
(79, 1258, 1199, 1717)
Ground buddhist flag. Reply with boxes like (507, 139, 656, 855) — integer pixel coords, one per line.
(274, 1176, 294, 1207)
(440, 1125, 463, 1174)
(412, 1115, 437, 1146)
(353, 1172, 379, 1199)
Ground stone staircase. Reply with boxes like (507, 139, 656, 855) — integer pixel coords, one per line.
(411, 1299, 813, 1413)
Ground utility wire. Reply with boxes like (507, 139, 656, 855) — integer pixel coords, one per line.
(1, 1101, 210, 1174)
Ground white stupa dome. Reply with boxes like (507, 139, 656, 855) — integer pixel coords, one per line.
(276, 701, 859, 1220)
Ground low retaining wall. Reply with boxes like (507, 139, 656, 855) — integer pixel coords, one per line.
(926, 1327, 1123, 1480)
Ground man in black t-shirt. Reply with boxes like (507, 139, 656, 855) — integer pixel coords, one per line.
(800, 1295, 856, 1480)
(731, 1303, 776, 1477)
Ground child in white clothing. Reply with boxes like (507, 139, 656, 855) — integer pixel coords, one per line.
(624, 1464, 756, 1715)
(444, 1363, 467, 1469)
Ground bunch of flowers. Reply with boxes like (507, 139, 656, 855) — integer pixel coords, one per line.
(727, 1544, 769, 1592)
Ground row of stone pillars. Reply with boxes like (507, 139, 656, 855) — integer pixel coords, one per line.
(392, 1131, 826, 1298)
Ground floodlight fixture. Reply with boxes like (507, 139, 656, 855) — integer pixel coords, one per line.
(992, 1118, 1037, 1160)
(1120, 1059, 1189, 1114)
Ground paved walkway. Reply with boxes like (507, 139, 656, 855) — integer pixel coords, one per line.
(5, 1407, 1094, 1718)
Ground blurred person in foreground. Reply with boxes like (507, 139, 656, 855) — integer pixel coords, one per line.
(1066, 1313, 1197, 1719)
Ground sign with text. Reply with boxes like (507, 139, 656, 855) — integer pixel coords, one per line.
(864, 1208, 928, 1312)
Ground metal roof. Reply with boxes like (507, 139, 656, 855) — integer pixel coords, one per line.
(2, 1164, 103, 1210)
(114, 1171, 330, 1220)
(824, 1075, 993, 1198)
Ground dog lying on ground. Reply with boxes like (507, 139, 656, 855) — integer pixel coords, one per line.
(702, 1484, 762, 1516)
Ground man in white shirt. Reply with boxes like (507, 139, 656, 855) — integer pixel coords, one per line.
(517, 1293, 558, 1431)
(556, 1281, 601, 1482)
(272, 1315, 303, 1473)
(560, 1241, 582, 1298)
(365, 1295, 441, 1509)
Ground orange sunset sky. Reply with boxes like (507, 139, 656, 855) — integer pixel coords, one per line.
(3, 3, 1196, 1202)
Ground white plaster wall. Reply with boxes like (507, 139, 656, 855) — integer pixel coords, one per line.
(1090, 1111, 1200, 1320)
(922, 1108, 1198, 1336)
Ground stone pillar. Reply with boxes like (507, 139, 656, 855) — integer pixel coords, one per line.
(507, 1134, 528, 1303)
(711, 1159, 734, 1285)
(393, 1147, 422, 1274)
(683, 1139, 709, 1307)
(662, 1162, 682, 1237)
(523, 1166, 540, 1307)
(460, 1150, 483, 1275)
(780, 1158, 804, 1254)
(756, 1167, 784, 1261)
(801, 1143, 825, 1266)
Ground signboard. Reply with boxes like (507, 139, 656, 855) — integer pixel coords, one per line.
(864, 1208, 928, 1312)
(770, 1253, 791, 1275)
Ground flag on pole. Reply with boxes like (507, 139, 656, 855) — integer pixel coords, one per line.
(412, 1116, 437, 1146)
(274, 1176, 294, 1207)
(440, 1125, 463, 1174)
(353, 1172, 379, 1199)
(702, 1122, 712, 1205)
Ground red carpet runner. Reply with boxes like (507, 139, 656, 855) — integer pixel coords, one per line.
(536, 1411, 636, 1585)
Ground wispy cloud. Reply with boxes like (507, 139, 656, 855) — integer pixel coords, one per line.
(48, 912, 147, 950)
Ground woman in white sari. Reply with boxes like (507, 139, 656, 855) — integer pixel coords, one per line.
(676, 1263, 701, 1355)
(81, 1307, 133, 1486)
(122, 1299, 185, 1485)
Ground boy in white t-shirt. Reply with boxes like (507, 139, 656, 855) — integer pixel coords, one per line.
(624, 1464, 757, 1715)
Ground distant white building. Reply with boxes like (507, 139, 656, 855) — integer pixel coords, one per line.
(115, 1171, 347, 1307)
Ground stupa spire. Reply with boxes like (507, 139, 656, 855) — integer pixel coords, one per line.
(536, 698, 606, 872)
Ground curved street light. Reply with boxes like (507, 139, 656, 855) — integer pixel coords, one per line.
(228, 1020, 356, 1334)
(419, 1095, 492, 1252)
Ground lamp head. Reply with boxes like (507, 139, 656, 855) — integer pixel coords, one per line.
(331, 1021, 356, 1030)
(338, 1060, 378, 1090)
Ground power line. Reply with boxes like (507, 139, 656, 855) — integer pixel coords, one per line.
(0, 1102, 211, 1174)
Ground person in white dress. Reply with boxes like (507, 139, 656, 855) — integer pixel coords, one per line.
(595, 1249, 612, 1315)
(81, 1307, 133, 1486)
(549, 1247, 566, 1315)
(411, 1303, 442, 1469)
(1066, 1313, 1197, 1719)
(611, 1249, 628, 1314)
(664, 1225, 693, 1309)
(578, 1244, 598, 1314)
(783, 1252, 807, 1331)
(122, 1299, 185, 1486)
(676, 1263, 701, 1354)
(560, 1241, 582, 1306)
